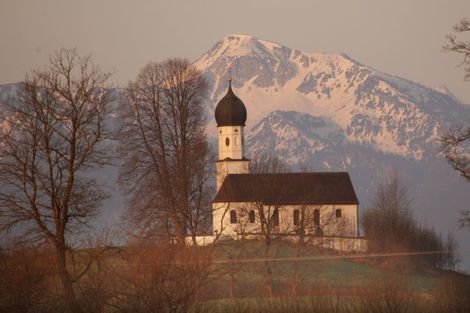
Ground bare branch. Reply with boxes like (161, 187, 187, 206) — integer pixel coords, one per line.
(0, 48, 112, 313)
(118, 58, 213, 245)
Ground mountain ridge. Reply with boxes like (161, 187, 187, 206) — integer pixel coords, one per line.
(195, 34, 469, 160)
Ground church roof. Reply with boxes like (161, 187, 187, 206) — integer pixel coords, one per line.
(213, 172, 359, 205)
(215, 82, 247, 127)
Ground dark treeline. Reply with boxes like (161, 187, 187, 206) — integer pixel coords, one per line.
(363, 173, 459, 270)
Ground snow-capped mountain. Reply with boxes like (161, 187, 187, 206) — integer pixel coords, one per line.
(195, 34, 469, 160)
(195, 34, 470, 271)
(247, 110, 345, 165)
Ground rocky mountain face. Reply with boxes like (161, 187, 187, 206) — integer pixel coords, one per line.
(195, 34, 468, 160)
(1, 34, 469, 269)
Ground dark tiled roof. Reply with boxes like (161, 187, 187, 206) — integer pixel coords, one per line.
(213, 172, 359, 205)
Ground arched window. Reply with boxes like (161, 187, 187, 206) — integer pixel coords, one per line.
(293, 209, 300, 226)
(249, 210, 255, 223)
(335, 208, 342, 218)
(273, 209, 279, 226)
(225, 137, 230, 147)
(313, 209, 320, 226)
(230, 210, 237, 224)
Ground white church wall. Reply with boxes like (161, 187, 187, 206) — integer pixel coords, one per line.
(277, 204, 358, 237)
(213, 202, 358, 239)
(212, 201, 254, 238)
(184, 235, 216, 246)
(184, 233, 367, 252)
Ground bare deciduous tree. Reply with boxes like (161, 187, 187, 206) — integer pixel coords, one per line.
(0, 48, 112, 313)
(363, 173, 414, 252)
(439, 124, 470, 182)
(441, 18, 470, 227)
(243, 154, 288, 246)
(118, 58, 212, 245)
(438, 125, 470, 229)
(237, 155, 347, 245)
(111, 244, 213, 313)
(363, 173, 458, 269)
(227, 155, 287, 296)
(444, 18, 470, 80)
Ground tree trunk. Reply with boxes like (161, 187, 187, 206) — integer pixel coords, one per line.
(263, 244, 274, 297)
(176, 217, 186, 246)
(264, 260, 274, 297)
(56, 247, 83, 313)
(191, 233, 198, 246)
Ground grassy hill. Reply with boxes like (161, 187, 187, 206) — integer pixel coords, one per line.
(192, 240, 469, 312)
(1, 240, 468, 313)
(205, 240, 445, 299)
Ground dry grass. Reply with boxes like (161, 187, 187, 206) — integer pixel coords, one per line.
(0, 241, 468, 313)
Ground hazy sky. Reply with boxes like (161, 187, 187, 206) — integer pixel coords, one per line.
(1, 0, 469, 102)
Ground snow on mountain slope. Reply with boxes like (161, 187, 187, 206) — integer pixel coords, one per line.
(195, 34, 469, 160)
(247, 110, 345, 165)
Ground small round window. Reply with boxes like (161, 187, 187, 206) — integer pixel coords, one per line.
(225, 137, 230, 147)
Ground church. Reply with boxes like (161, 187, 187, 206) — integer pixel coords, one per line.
(210, 80, 365, 250)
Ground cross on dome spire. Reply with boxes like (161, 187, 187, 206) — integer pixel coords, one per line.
(214, 69, 247, 127)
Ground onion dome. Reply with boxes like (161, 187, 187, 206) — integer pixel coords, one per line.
(215, 80, 247, 126)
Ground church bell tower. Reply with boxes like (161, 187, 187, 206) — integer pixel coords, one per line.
(215, 78, 249, 190)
